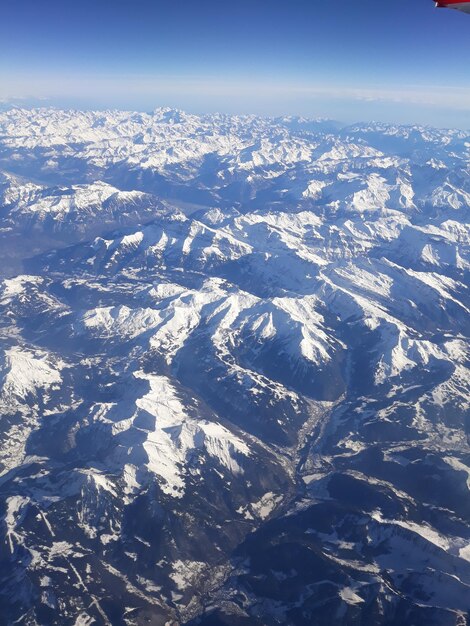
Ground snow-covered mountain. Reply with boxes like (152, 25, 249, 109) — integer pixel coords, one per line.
(0, 107, 468, 626)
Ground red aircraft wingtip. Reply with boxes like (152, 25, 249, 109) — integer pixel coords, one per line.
(434, 0, 470, 12)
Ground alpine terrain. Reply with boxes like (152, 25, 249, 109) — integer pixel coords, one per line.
(0, 107, 468, 626)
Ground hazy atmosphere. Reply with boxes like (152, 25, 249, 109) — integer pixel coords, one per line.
(1, 0, 470, 126)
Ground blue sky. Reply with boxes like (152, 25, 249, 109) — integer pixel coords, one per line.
(1, 0, 469, 127)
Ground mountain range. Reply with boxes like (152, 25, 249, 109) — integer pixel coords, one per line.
(0, 107, 468, 626)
